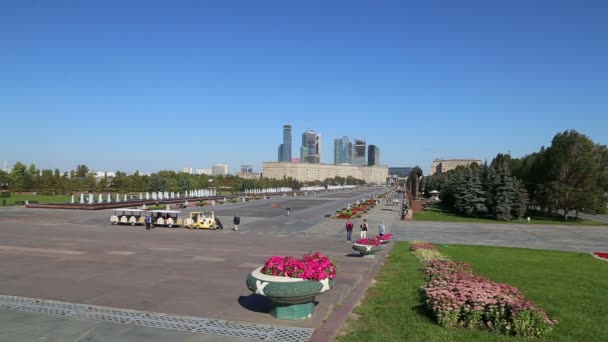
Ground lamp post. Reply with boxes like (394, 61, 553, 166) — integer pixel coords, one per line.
(1, 181, 8, 206)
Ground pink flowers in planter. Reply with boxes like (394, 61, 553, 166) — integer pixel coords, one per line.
(261, 252, 336, 281)
(355, 238, 381, 246)
(410, 242, 557, 338)
(593, 252, 608, 261)
(376, 233, 393, 241)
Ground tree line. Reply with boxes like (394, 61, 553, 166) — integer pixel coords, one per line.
(0, 163, 366, 195)
(422, 130, 607, 220)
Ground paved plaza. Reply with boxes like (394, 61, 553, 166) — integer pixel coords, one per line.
(1, 187, 607, 341)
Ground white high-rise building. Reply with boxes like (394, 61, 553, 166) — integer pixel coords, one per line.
(183, 167, 194, 174)
(196, 169, 212, 175)
(212, 164, 229, 176)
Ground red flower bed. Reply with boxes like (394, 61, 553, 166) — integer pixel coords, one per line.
(423, 259, 557, 337)
(593, 252, 608, 261)
(355, 238, 381, 246)
(261, 252, 336, 280)
(376, 233, 394, 241)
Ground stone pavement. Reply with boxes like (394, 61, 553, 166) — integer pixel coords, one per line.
(391, 218, 608, 253)
(0, 188, 392, 341)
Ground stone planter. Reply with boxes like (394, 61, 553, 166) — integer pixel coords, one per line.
(378, 238, 391, 245)
(246, 267, 334, 320)
(352, 243, 382, 258)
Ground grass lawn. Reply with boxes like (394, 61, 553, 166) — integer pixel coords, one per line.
(1, 194, 71, 206)
(337, 242, 608, 342)
(414, 206, 607, 226)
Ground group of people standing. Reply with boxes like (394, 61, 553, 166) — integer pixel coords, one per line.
(345, 218, 386, 242)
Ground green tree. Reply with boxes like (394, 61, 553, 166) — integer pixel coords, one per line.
(10, 162, 29, 190)
(75, 165, 89, 179)
(545, 130, 600, 219)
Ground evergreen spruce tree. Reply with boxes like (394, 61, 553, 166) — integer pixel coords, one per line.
(512, 179, 529, 220)
(494, 164, 517, 220)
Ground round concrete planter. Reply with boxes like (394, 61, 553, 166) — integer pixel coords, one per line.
(246, 267, 334, 320)
(352, 243, 382, 258)
(378, 238, 391, 245)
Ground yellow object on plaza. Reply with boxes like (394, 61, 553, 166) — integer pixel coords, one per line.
(184, 211, 217, 230)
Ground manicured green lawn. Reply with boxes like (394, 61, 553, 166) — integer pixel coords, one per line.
(1, 194, 71, 206)
(337, 242, 608, 342)
(414, 207, 607, 226)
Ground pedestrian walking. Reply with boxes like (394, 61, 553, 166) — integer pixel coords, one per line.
(233, 215, 240, 231)
(345, 219, 354, 242)
(286, 207, 291, 216)
(145, 214, 152, 230)
(360, 219, 368, 239)
(378, 221, 386, 236)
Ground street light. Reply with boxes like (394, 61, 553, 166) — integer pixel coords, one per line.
(1, 181, 8, 206)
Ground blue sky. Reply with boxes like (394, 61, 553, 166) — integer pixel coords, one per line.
(1, 0, 606, 174)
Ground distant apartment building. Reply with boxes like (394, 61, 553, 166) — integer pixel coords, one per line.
(430, 159, 482, 175)
(212, 164, 229, 176)
(196, 169, 212, 175)
(300, 129, 322, 163)
(333, 136, 352, 164)
(263, 162, 388, 184)
(183, 167, 193, 174)
(277, 124, 292, 162)
(368, 145, 380, 166)
(351, 139, 366, 166)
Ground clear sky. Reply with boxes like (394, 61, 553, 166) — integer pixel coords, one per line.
(1, 0, 606, 174)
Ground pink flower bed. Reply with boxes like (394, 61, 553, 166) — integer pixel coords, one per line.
(423, 259, 557, 337)
(261, 252, 336, 280)
(376, 233, 394, 241)
(593, 252, 608, 261)
(356, 238, 381, 246)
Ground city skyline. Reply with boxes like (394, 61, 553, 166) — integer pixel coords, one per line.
(1, 1, 606, 173)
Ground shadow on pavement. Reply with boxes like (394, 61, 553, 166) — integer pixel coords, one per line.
(238, 294, 271, 313)
(345, 253, 363, 258)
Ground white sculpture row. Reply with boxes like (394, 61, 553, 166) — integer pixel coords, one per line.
(72, 188, 219, 204)
(243, 187, 292, 194)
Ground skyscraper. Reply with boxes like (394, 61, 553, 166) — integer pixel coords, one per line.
(301, 129, 321, 163)
(368, 145, 380, 166)
(352, 139, 366, 166)
(277, 124, 292, 162)
(334, 136, 352, 164)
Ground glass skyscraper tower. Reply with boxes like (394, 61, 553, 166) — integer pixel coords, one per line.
(334, 136, 352, 164)
(301, 129, 321, 163)
(277, 124, 292, 162)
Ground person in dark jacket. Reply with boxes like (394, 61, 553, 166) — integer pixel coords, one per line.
(233, 215, 240, 231)
(215, 217, 224, 229)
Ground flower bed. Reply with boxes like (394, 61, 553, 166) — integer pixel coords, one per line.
(410, 243, 437, 251)
(356, 238, 381, 246)
(592, 252, 608, 261)
(261, 252, 336, 280)
(377, 233, 394, 241)
(410, 242, 557, 338)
